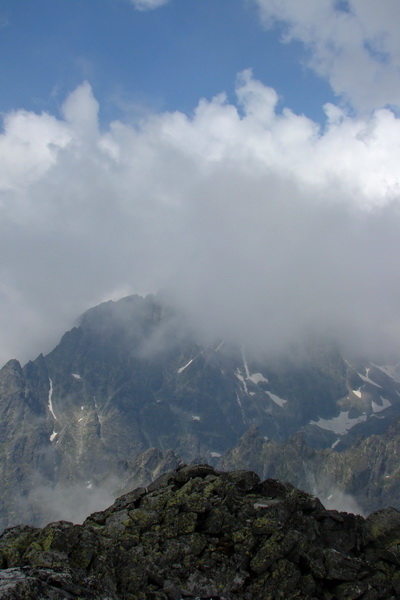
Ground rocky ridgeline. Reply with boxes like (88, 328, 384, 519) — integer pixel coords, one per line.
(0, 466, 400, 600)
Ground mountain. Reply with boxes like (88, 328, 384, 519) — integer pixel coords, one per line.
(0, 293, 400, 529)
(218, 419, 400, 515)
(1, 464, 400, 600)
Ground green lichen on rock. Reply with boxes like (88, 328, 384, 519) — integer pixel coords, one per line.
(0, 464, 400, 598)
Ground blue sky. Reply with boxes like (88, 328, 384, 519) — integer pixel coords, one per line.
(0, 0, 334, 123)
(1, 0, 400, 364)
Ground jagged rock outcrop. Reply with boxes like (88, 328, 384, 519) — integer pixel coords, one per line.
(1, 465, 400, 599)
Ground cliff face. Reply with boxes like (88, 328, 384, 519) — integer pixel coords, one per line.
(0, 465, 400, 600)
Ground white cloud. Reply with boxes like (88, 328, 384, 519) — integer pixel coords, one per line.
(61, 80, 100, 138)
(1, 73, 400, 365)
(129, 0, 170, 11)
(254, 0, 400, 112)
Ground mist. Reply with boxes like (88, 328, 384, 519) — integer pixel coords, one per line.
(321, 488, 365, 517)
(17, 477, 121, 528)
(1, 70, 400, 365)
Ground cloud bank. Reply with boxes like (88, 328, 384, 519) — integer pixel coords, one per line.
(254, 0, 400, 112)
(1, 68, 400, 365)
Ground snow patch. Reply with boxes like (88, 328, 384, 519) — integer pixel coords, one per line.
(241, 348, 250, 379)
(178, 357, 195, 374)
(236, 393, 246, 423)
(50, 431, 58, 442)
(192, 415, 201, 421)
(267, 392, 287, 407)
(352, 388, 362, 398)
(310, 411, 367, 435)
(236, 351, 269, 390)
(48, 378, 58, 422)
(235, 370, 248, 394)
(248, 372, 268, 384)
(71, 373, 82, 380)
(211, 451, 221, 458)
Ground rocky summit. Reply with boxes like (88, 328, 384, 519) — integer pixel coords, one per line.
(0, 465, 400, 600)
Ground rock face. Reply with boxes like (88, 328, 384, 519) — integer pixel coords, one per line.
(1, 465, 400, 600)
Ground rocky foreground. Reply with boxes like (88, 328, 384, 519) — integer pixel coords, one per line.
(0, 465, 400, 599)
